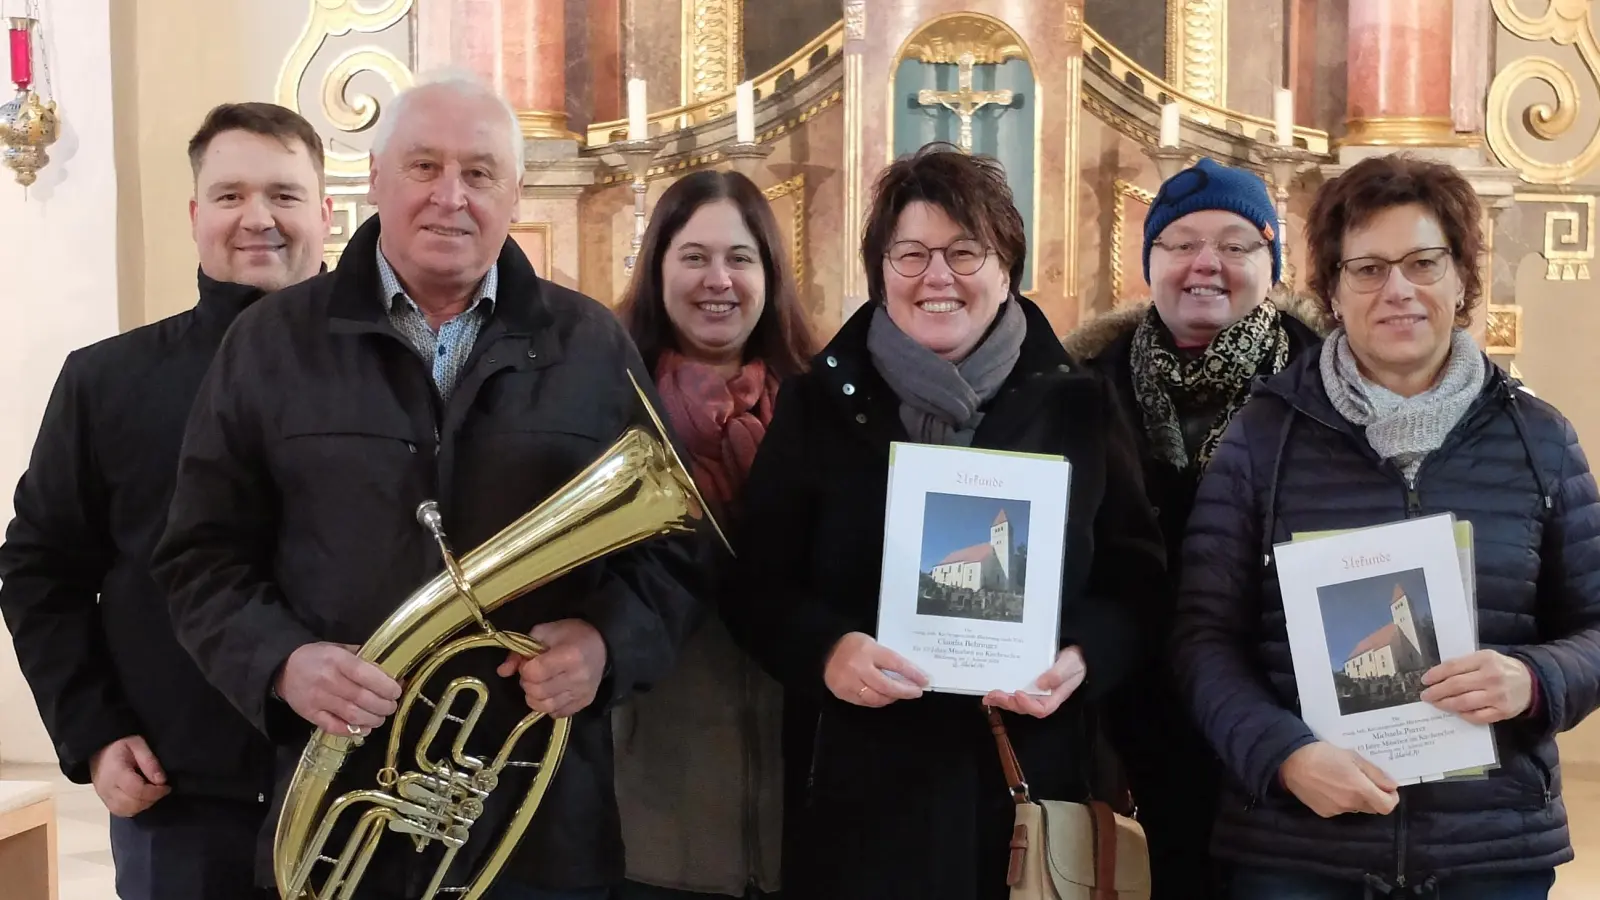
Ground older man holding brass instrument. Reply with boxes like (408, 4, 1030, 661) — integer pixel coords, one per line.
(153, 73, 708, 900)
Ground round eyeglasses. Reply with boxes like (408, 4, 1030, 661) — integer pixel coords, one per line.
(885, 239, 990, 278)
(1149, 237, 1270, 263)
(1336, 247, 1452, 293)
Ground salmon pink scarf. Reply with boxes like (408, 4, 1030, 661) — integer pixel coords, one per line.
(653, 350, 779, 517)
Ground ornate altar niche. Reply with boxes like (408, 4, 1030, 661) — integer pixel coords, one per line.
(892, 17, 1038, 292)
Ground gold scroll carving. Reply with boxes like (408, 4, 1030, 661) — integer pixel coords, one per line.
(276, 0, 415, 180)
(682, 0, 744, 113)
(1167, 0, 1228, 115)
(1487, 0, 1600, 184)
(903, 18, 1026, 65)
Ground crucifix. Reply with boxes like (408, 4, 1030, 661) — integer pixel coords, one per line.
(915, 51, 1014, 153)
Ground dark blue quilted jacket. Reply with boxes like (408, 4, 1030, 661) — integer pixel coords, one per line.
(1172, 343, 1600, 891)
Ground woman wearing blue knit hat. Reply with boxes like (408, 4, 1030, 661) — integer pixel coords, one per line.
(1064, 156, 1327, 900)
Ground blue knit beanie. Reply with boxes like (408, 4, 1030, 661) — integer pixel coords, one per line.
(1142, 157, 1281, 285)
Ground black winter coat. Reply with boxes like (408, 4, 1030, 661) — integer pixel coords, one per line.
(152, 216, 709, 893)
(1173, 344, 1600, 888)
(725, 297, 1167, 900)
(0, 272, 277, 805)
(1065, 298, 1323, 899)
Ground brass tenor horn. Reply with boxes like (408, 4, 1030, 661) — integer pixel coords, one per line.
(274, 372, 726, 900)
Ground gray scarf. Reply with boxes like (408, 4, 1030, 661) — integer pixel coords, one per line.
(865, 299, 1027, 446)
(1319, 326, 1485, 482)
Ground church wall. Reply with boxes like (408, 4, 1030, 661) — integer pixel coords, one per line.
(113, 0, 312, 328)
(0, 0, 122, 764)
(1224, 0, 1285, 121)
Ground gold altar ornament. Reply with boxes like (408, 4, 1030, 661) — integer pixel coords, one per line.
(2, 16, 59, 188)
(916, 51, 1013, 154)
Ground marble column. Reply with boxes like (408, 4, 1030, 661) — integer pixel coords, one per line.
(1344, 0, 1456, 146)
(1451, 0, 1492, 138)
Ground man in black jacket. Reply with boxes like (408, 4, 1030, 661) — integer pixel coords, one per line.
(152, 74, 707, 900)
(0, 102, 332, 899)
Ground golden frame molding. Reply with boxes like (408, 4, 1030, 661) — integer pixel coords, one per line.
(1167, 0, 1227, 113)
(509, 222, 556, 277)
(763, 175, 807, 289)
(1487, 0, 1600, 184)
(681, 0, 744, 113)
(1110, 179, 1156, 301)
(276, 0, 416, 180)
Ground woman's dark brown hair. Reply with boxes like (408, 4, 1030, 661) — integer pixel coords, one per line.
(861, 142, 1027, 306)
(1305, 154, 1485, 327)
(615, 170, 817, 378)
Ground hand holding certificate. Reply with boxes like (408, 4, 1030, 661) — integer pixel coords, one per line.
(824, 632, 930, 707)
(872, 443, 1070, 699)
(1419, 649, 1536, 725)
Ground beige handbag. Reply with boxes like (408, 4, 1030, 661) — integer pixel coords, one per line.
(987, 707, 1151, 900)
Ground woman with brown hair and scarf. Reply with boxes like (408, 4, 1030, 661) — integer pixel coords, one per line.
(613, 169, 817, 900)
(1063, 157, 1326, 900)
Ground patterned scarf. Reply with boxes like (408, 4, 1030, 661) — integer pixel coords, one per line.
(653, 350, 780, 517)
(1319, 326, 1485, 482)
(865, 299, 1028, 447)
(1129, 300, 1289, 470)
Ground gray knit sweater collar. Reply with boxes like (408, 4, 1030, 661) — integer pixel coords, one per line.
(1319, 326, 1485, 482)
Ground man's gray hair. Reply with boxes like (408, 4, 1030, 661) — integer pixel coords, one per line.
(370, 69, 524, 170)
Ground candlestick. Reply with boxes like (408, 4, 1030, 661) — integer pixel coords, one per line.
(1274, 88, 1294, 147)
(9, 18, 35, 90)
(735, 81, 755, 144)
(615, 138, 664, 274)
(1159, 103, 1180, 148)
(627, 78, 648, 142)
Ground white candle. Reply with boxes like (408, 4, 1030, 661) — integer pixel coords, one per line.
(628, 78, 649, 141)
(1274, 88, 1294, 146)
(1159, 103, 1180, 148)
(736, 81, 756, 144)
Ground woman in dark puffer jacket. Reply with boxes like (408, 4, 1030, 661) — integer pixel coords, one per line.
(1173, 153, 1600, 900)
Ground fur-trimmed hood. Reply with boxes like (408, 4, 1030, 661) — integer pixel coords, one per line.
(1061, 287, 1333, 362)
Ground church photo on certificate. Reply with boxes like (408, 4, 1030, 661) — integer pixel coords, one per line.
(916, 492, 1030, 624)
(1318, 567, 1444, 716)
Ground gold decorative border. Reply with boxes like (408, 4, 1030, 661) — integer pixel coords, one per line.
(593, 19, 841, 145)
(276, 0, 416, 180)
(1486, 304, 1523, 355)
(681, 0, 743, 112)
(1486, 0, 1600, 184)
(1110, 179, 1156, 300)
(1084, 24, 1327, 153)
(902, 17, 1026, 64)
(763, 175, 807, 288)
(1516, 192, 1596, 280)
(1167, 0, 1227, 113)
(597, 89, 842, 184)
(509, 222, 556, 277)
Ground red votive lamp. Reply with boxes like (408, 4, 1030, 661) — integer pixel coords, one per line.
(9, 18, 34, 91)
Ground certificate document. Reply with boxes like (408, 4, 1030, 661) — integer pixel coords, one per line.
(1274, 514, 1498, 784)
(874, 442, 1068, 696)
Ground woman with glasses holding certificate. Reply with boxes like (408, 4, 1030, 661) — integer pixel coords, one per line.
(1173, 154, 1600, 899)
(723, 143, 1167, 900)
(1065, 157, 1325, 900)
